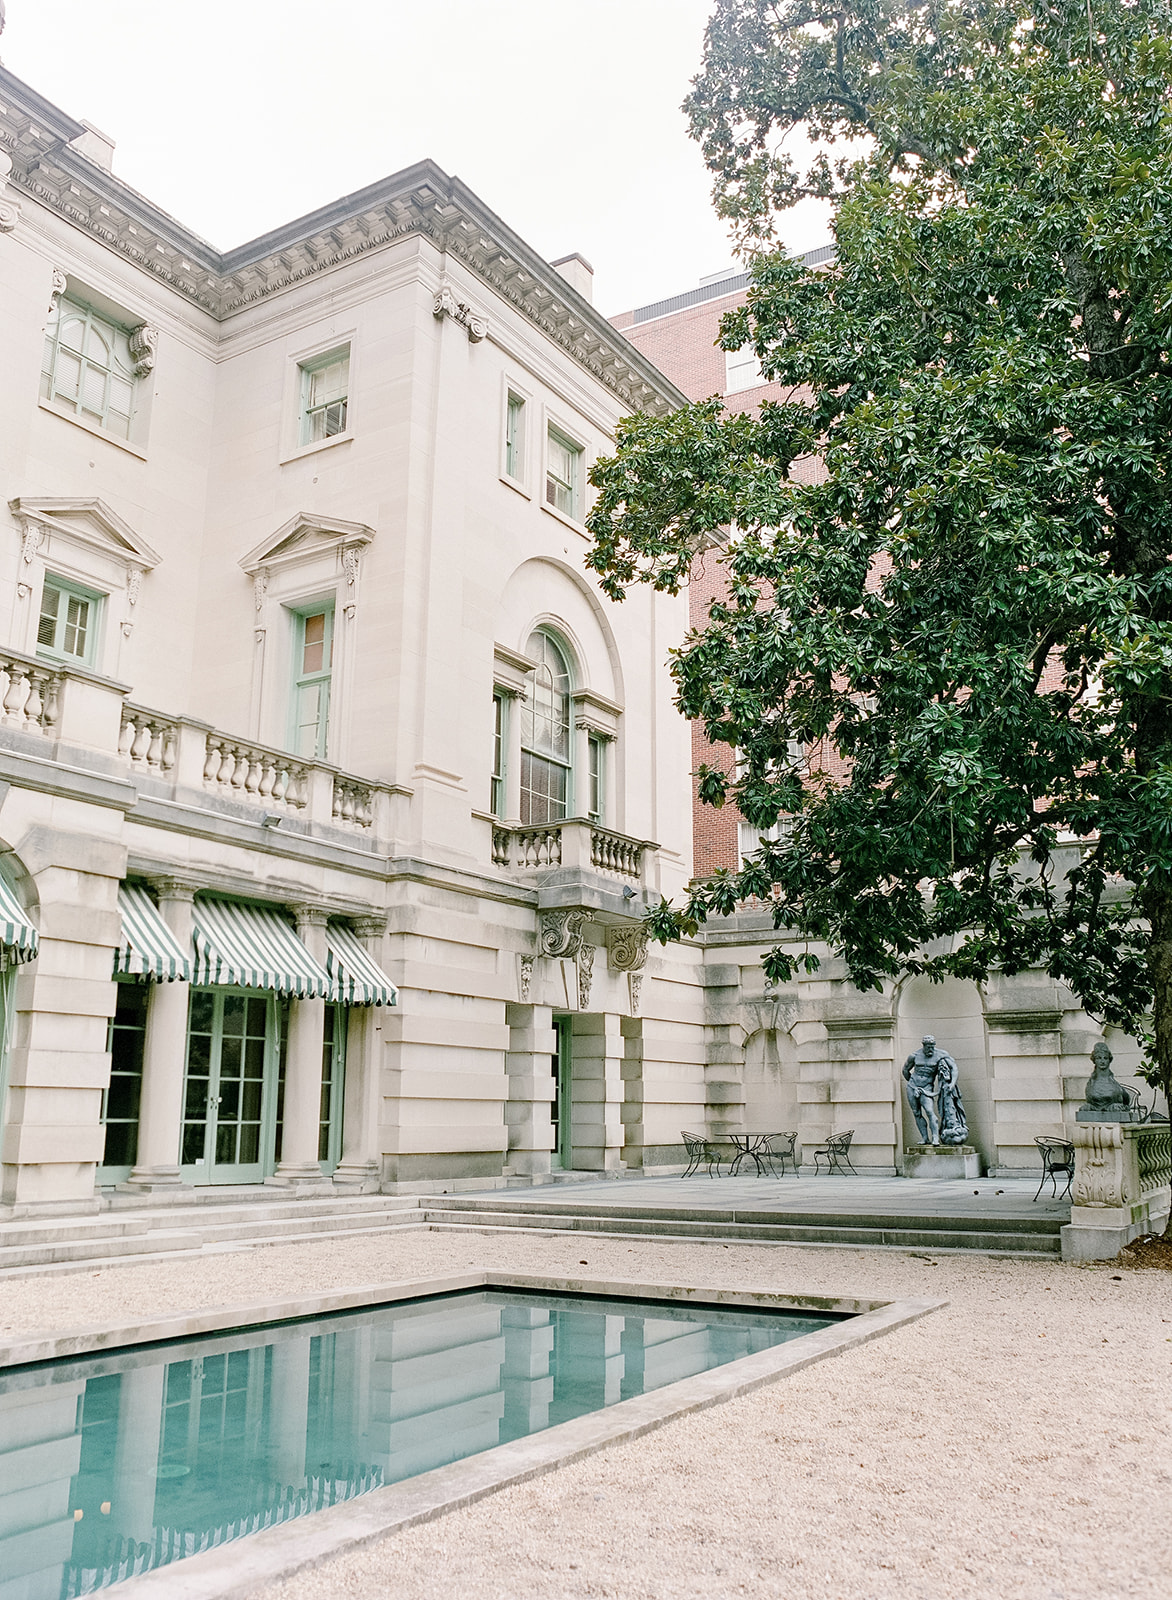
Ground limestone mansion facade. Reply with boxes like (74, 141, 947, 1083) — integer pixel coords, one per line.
(0, 64, 1159, 1213)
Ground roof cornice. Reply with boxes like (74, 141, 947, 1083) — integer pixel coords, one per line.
(0, 69, 684, 416)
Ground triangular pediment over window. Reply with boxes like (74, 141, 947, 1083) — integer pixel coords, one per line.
(239, 512, 375, 578)
(9, 497, 162, 568)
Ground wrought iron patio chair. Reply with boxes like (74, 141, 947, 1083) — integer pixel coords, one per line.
(1033, 1136, 1074, 1201)
(813, 1130, 858, 1175)
(756, 1131, 800, 1176)
(681, 1130, 724, 1178)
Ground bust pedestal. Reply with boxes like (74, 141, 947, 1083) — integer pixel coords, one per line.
(902, 1144, 981, 1179)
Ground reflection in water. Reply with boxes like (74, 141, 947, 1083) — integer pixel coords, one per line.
(0, 1289, 836, 1597)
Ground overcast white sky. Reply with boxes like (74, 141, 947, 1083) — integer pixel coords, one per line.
(1, 0, 830, 316)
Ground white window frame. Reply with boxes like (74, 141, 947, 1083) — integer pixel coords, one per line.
(38, 282, 155, 456)
(725, 345, 764, 395)
(280, 334, 356, 463)
(543, 419, 587, 529)
(502, 384, 529, 491)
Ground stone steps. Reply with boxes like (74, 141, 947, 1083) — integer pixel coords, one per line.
(0, 1195, 422, 1273)
(419, 1200, 1063, 1256)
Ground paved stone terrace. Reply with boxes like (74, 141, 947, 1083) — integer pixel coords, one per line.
(459, 1173, 1071, 1223)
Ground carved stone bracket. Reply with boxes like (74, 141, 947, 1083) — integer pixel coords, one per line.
(253, 568, 269, 612)
(433, 284, 488, 342)
(20, 523, 42, 566)
(607, 924, 648, 973)
(539, 908, 594, 960)
(629, 972, 643, 1016)
(129, 324, 159, 377)
(577, 944, 595, 1011)
(518, 953, 534, 1002)
(49, 267, 68, 307)
(126, 565, 143, 607)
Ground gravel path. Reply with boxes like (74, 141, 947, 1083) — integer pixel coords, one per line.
(3, 1230, 1168, 1600)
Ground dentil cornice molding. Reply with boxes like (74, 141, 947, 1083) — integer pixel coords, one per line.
(0, 67, 682, 419)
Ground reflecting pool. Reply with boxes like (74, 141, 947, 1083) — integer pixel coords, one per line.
(0, 1288, 839, 1596)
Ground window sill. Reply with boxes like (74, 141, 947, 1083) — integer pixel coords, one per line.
(499, 473, 531, 501)
(280, 432, 354, 466)
(540, 499, 589, 538)
(37, 398, 148, 460)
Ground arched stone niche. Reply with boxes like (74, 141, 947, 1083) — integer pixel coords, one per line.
(895, 976, 994, 1164)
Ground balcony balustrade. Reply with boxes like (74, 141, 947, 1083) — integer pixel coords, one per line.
(0, 651, 62, 736)
(491, 817, 655, 886)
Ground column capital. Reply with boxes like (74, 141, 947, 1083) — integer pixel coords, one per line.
(351, 915, 387, 941)
(149, 876, 199, 904)
(290, 903, 331, 931)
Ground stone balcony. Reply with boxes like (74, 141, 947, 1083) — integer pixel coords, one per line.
(0, 648, 404, 854)
(491, 817, 659, 918)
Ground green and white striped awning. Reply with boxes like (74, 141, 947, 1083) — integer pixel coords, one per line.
(0, 875, 38, 964)
(113, 884, 191, 981)
(191, 899, 330, 998)
(326, 923, 398, 1006)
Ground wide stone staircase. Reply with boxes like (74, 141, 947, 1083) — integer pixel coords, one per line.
(0, 1193, 423, 1276)
(416, 1193, 1065, 1257)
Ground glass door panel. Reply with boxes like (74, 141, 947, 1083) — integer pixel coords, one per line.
(181, 989, 282, 1185)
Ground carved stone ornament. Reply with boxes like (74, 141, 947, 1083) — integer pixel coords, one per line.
(607, 924, 648, 973)
(539, 908, 594, 960)
(20, 522, 42, 566)
(518, 954, 534, 1003)
(50, 267, 68, 306)
(0, 151, 20, 234)
(253, 568, 269, 612)
(433, 284, 488, 342)
(1072, 1123, 1128, 1208)
(129, 324, 159, 377)
(629, 971, 643, 1016)
(342, 544, 360, 587)
(577, 943, 595, 1011)
(126, 566, 143, 607)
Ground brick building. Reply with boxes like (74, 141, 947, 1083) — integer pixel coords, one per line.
(612, 255, 832, 875)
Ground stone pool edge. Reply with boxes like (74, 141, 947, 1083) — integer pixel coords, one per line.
(0, 1275, 946, 1600)
(0, 1271, 890, 1369)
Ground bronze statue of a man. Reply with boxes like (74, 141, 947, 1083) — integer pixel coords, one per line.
(902, 1034, 968, 1146)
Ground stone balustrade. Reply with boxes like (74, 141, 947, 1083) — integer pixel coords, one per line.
(1062, 1119, 1172, 1260)
(118, 703, 391, 838)
(202, 733, 311, 812)
(0, 650, 62, 736)
(492, 817, 654, 884)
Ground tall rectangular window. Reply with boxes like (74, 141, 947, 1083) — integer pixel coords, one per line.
(505, 392, 526, 480)
(291, 604, 334, 759)
(41, 296, 137, 439)
(546, 427, 583, 520)
(299, 348, 350, 445)
(587, 734, 605, 824)
(37, 575, 101, 665)
(491, 692, 506, 817)
(100, 980, 148, 1175)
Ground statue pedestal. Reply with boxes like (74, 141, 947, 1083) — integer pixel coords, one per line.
(902, 1144, 981, 1179)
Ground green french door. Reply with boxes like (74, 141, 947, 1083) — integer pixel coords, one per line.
(181, 990, 285, 1184)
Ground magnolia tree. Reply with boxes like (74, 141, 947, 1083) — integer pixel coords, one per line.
(585, 0, 1172, 1154)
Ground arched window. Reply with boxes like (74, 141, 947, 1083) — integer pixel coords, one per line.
(521, 630, 572, 825)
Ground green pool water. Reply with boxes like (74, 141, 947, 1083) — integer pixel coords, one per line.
(0, 1288, 840, 1596)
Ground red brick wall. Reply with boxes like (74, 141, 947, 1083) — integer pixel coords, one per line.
(612, 288, 799, 875)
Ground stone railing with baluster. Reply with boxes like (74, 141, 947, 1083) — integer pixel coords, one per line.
(590, 825, 642, 881)
(0, 650, 62, 736)
(202, 733, 311, 812)
(491, 817, 656, 887)
(331, 775, 374, 830)
(119, 706, 179, 776)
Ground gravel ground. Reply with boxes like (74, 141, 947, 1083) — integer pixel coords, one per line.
(3, 1230, 1169, 1600)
